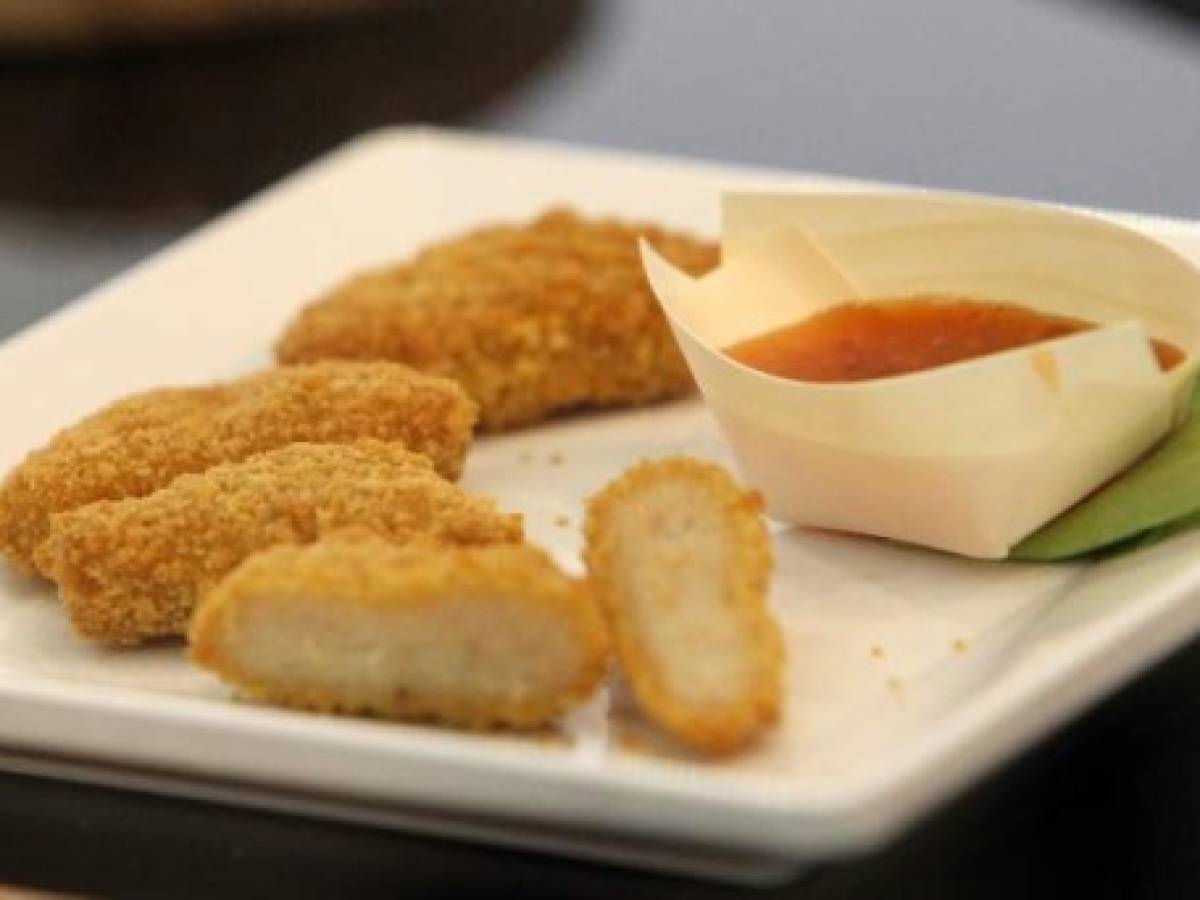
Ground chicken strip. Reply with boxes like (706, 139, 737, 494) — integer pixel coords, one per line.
(190, 536, 609, 730)
(583, 457, 783, 754)
(36, 441, 521, 646)
(0, 361, 475, 575)
(275, 208, 719, 430)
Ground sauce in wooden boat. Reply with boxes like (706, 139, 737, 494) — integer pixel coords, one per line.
(725, 297, 1184, 382)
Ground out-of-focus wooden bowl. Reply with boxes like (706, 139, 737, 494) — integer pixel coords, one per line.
(0, 0, 397, 49)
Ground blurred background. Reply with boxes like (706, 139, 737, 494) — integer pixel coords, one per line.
(0, 0, 1198, 335)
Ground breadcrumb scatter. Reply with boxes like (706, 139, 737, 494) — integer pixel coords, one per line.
(0, 362, 476, 575)
(275, 209, 719, 430)
(36, 441, 520, 646)
(870, 644, 886, 659)
(553, 514, 571, 528)
(190, 536, 608, 730)
(584, 457, 783, 755)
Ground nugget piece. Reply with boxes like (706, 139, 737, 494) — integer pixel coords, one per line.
(584, 458, 783, 754)
(190, 537, 609, 729)
(36, 441, 521, 646)
(0, 361, 475, 575)
(49, 385, 230, 441)
(275, 209, 719, 430)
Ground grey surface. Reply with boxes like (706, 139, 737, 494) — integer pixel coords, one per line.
(484, 0, 1200, 217)
(0, 214, 183, 340)
(1, 0, 1199, 337)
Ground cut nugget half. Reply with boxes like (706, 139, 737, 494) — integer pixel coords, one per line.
(584, 457, 783, 754)
(36, 441, 521, 646)
(0, 361, 476, 575)
(275, 208, 719, 430)
(190, 537, 609, 730)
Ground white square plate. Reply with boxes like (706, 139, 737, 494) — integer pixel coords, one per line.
(4, 129, 1200, 886)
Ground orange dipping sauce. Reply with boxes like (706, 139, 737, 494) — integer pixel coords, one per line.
(725, 297, 1185, 383)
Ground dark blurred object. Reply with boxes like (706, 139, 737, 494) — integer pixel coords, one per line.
(0, 0, 399, 51)
(1135, 0, 1200, 19)
(1095, 0, 1200, 24)
(0, 0, 588, 214)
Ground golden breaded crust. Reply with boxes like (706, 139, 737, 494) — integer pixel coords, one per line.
(275, 208, 718, 430)
(37, 441, 521, 646)
(584, 457, 783, 755)
(190, 538, 609, 730)
(0, 361, 476, 575)
(45, 385, 230, 443)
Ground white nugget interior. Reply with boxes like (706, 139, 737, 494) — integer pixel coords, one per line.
(224, 593, 583, 710)
(610, 481, 750, 708)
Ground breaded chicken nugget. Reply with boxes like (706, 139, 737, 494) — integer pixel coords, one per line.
(584, 457, 783, 754)
(36, 441, 521, 646)
(275, 209, 719, 430)
(47, 385, 229, 441)
(0, 361, 475, 575)
(190, 536, 609, 730)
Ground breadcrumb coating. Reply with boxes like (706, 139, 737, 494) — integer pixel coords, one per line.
(0, 361, 476, 575)
(275, 208, 719, 430)
(584, 457, 783, 754)
(191, 537, 609, 730)
(36, 441, 521, 646)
